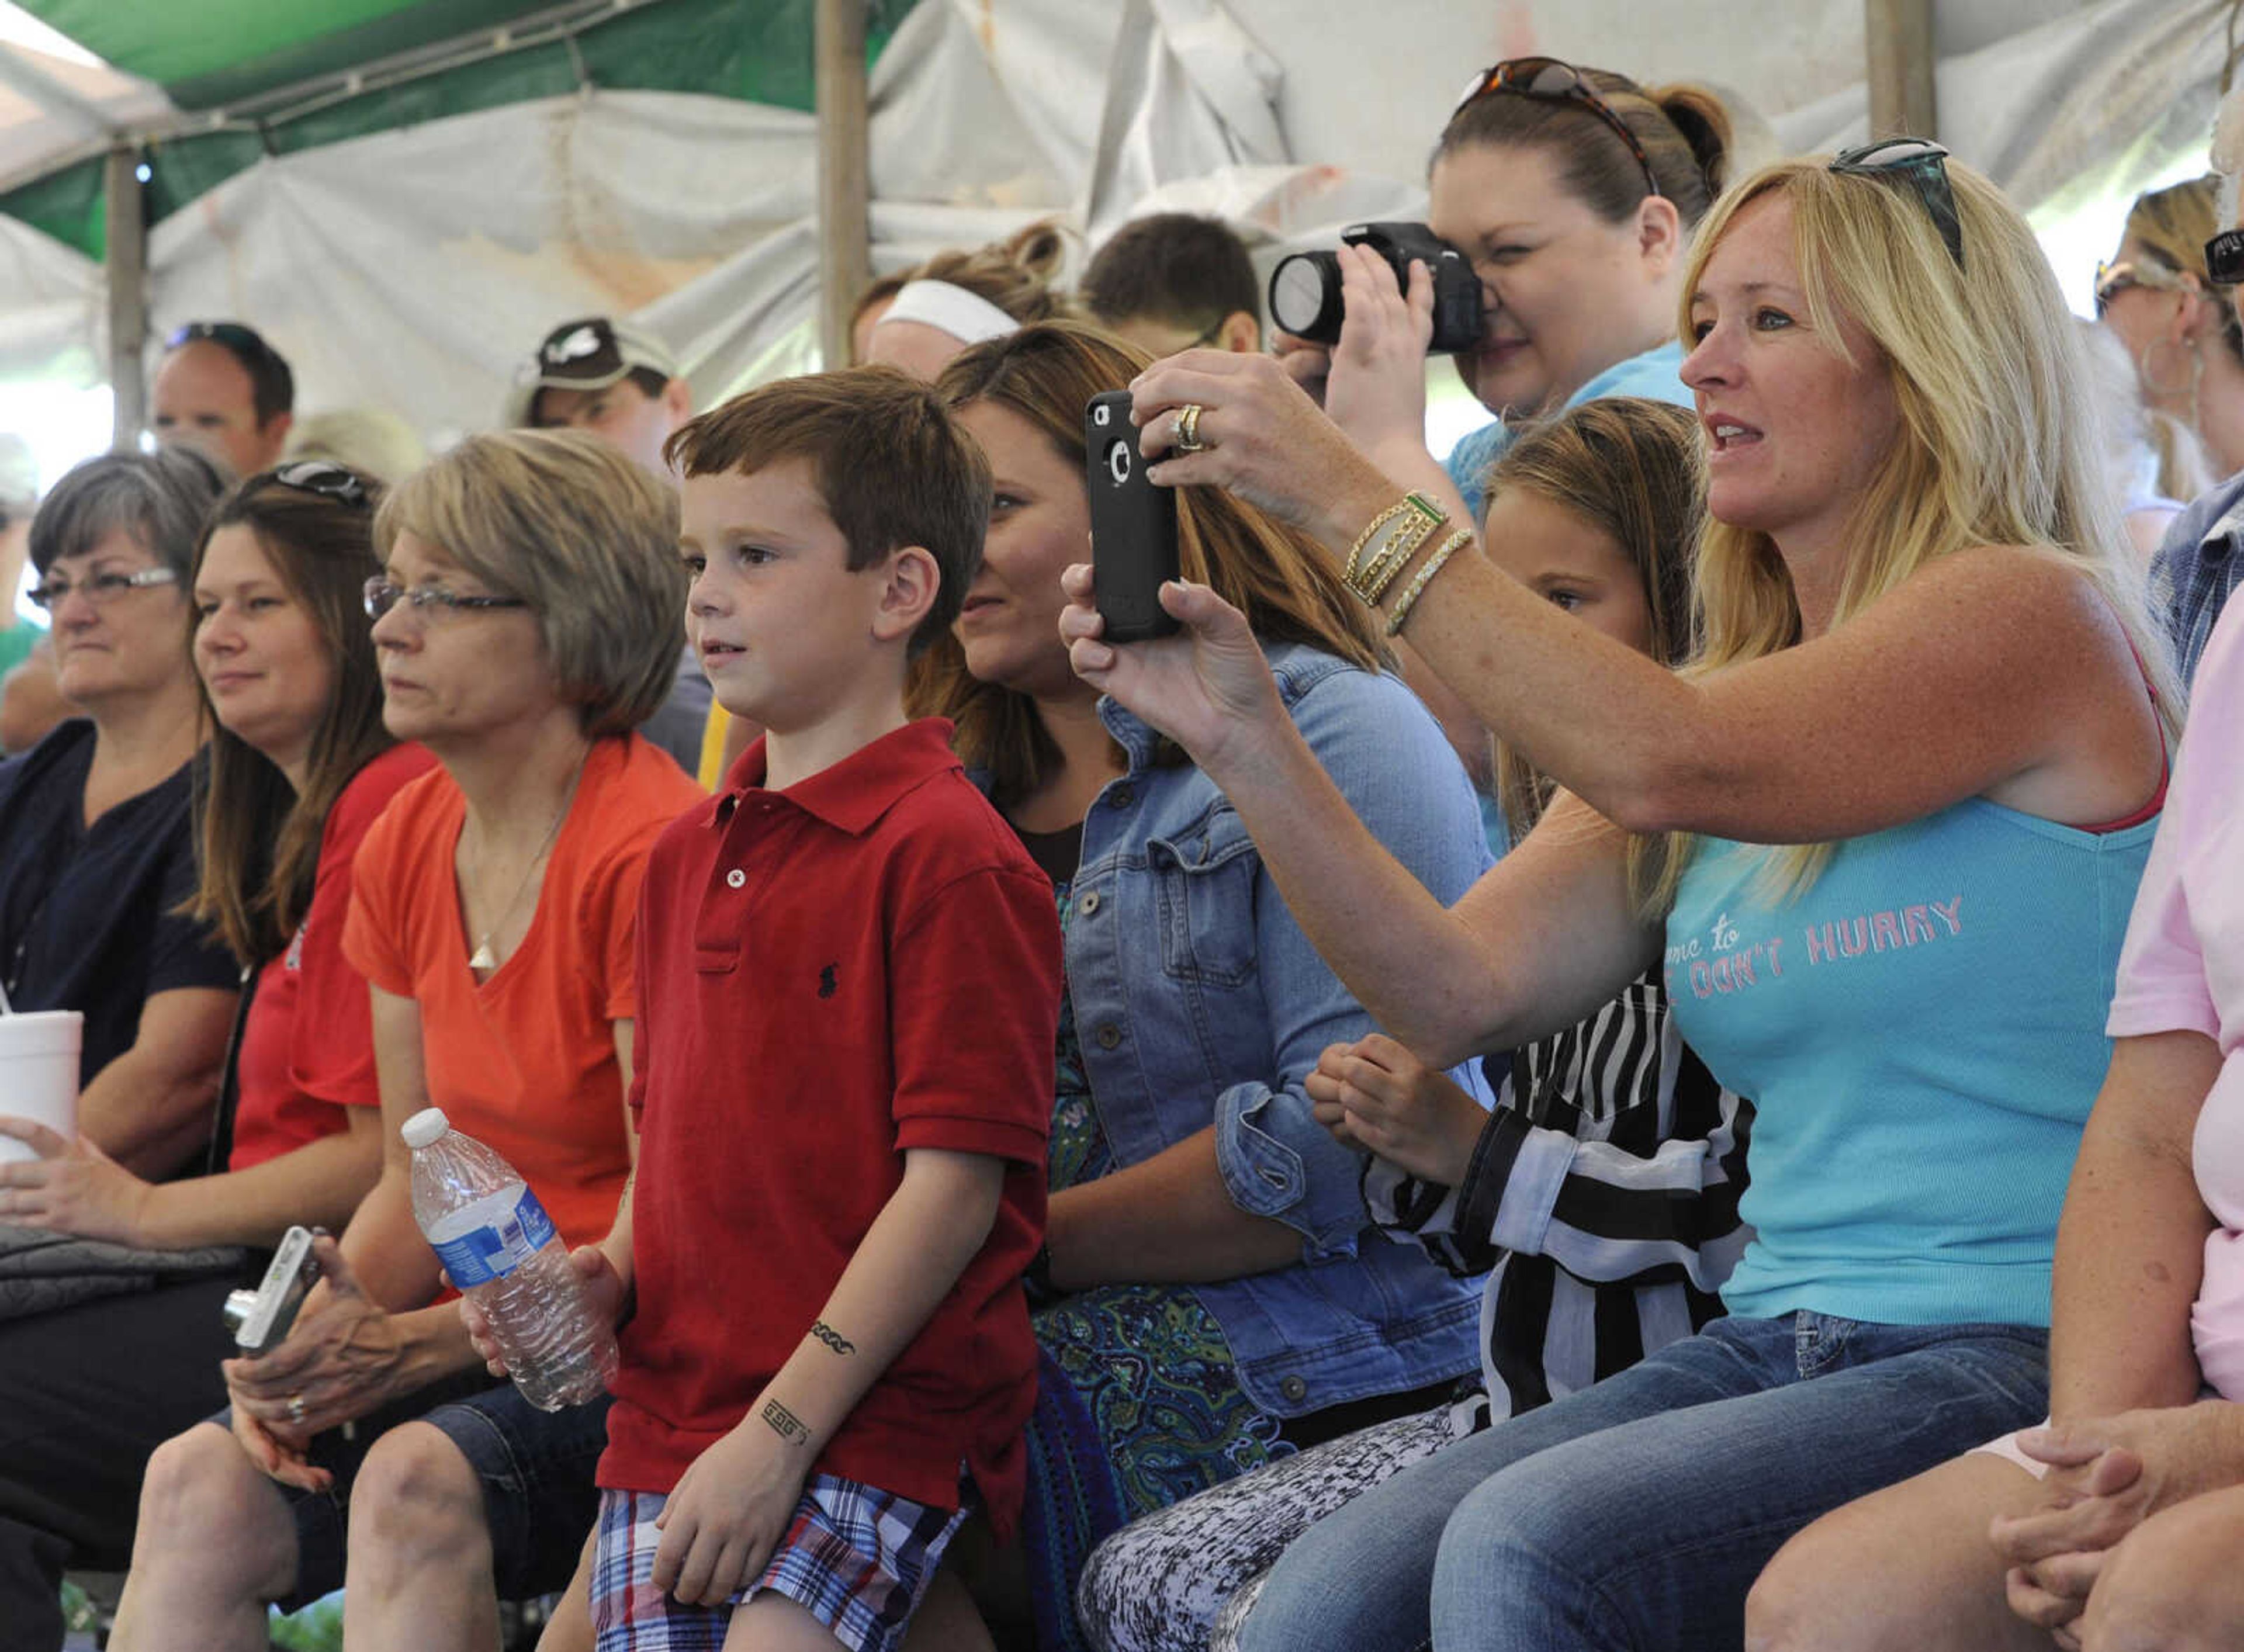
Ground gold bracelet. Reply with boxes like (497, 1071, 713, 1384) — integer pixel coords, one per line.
(1346, 493, 1446, 604)
(1344, 498, 1418, 584)
(1358, 510, 1440, 604)
(1385, 528, 1473, 636)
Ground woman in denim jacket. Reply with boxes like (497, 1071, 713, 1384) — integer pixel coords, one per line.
(910, 322, 1488, 1652)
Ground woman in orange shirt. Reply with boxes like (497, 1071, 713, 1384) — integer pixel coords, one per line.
(115, 431, 703, 1652)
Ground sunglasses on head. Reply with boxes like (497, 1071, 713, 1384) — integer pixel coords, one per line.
(2094, 258, 2190, 318)
(1453, 57, 1663, 203)
(1830, 137, 1964, 272)
(272, 459, 372, 510)
(2208, 228, 2244, 288)
(167, 320, 279, 362)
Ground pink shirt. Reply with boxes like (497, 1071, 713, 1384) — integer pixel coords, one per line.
(2107, 595, 2244, 1397)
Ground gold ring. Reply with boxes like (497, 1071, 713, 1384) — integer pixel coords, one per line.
(1175, 403, 1207, 453)
(286, 1393, 307, 1425)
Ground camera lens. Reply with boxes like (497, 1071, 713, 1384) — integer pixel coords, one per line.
(1269, 252, 1345, 345)
(221, 1290, 257, 1336)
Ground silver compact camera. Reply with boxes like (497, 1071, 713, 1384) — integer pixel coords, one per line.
(221, 1225, 321, 1356)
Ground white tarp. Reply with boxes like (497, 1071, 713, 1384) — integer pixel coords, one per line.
(4, 0, 2239, 442)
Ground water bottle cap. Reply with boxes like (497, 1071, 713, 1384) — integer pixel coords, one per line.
(400, 1107, 452, 1150)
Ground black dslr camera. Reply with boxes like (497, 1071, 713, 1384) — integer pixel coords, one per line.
(1268, 223, 1485, 355)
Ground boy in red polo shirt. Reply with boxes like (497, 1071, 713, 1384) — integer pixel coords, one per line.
(577, 368, 1062, 1651)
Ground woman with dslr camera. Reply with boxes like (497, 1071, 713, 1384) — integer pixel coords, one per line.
(1279, 60, 1733, 525)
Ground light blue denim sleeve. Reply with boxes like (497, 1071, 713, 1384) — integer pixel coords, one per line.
(1213, 667, 1495, 1258)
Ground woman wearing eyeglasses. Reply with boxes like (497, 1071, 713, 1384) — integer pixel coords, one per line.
(0, 449, 238, 1176)
(0, 463, 435, 1652)
(1060, 149, 2172, 1651)
(2093, 175, 2242, 491)
(114, 431, 701, 1652)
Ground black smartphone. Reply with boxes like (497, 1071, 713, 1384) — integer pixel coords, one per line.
(1083, 390, 1181, 642)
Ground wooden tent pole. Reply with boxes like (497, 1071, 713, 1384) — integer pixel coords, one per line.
(103, 146, 147, 453)
(1865, 0, 1938, 140)
(815, 0, 871, 368)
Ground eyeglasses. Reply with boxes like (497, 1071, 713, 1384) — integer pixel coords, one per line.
(1453, 58, 1663, 204)
(362, 577, 530, 622)
(2093, 258, 2190, 318)
(27, 566, 179, 611)
(2207, 228, 2244, 287)
(273, 459, 372, 510)
(1830, 138, 1964, 271)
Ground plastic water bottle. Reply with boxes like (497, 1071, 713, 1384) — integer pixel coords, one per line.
(402, 1106, 617, 1410)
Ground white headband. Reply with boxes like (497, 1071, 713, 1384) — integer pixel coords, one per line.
(877, 279, 1020, 346)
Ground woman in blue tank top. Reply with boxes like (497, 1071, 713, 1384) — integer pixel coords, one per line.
(1057, 150, 2177, 1652)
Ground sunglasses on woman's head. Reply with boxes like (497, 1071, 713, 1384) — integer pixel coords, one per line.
(2093, 259, 2189, 318)
(272, 460, 371, 510)
(1452, 57, 1663, 203)
(1829, 137, 1964, 272)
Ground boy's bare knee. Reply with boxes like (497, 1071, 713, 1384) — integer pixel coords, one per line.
(349, 1421, 488, 1561)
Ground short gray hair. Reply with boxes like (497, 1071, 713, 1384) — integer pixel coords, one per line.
(373, 429, 687, 739)
(29, 446, 224, 577)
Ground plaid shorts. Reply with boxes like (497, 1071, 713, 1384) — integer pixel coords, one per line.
(591, 1473, 969, 1652)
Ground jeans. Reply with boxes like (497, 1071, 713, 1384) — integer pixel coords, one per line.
(1233, 1312, 2050, 1652)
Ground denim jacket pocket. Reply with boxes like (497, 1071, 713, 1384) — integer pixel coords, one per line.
(1145, 808, 1260, 988)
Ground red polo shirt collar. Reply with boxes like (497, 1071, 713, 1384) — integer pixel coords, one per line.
(715, 718, 961, 837)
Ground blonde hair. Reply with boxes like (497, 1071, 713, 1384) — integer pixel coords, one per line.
(373, 430, 687, 738)
(2122, 174, 2242, 364)
(2076, 318, 2217, 507)
(1636, 155, 2183, 912)
(284, 407, 428, 486)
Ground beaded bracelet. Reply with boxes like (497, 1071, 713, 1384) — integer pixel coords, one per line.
(1386, 528, 1473, 636)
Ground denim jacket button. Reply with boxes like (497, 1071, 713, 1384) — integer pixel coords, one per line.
(1279, 1375, 1308, 1403)
(1095, 1022, 1122, 1051)
(1107, 785, 1135, 809)
(1079, 891, 1101, 916)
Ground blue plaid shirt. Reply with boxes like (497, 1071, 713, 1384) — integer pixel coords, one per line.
(2150, 470, 2244, 688)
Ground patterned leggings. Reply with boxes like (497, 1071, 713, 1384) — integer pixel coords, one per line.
(1073, 1402, 1465, 1652)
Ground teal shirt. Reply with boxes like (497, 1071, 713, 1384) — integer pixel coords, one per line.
(1443, 340, 1693, 522)
(0, 617, 41, 681)
(1664, 801, 2155, 1328)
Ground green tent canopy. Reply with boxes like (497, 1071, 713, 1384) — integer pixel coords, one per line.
(0, 0, 917, 259)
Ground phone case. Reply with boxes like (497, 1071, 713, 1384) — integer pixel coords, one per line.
(1084, 390, 1182, 642)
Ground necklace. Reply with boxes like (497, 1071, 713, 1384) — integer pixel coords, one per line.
(464, 751, 587, 975)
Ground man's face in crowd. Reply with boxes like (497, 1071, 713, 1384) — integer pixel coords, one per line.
(151, 342, 290, 479)
(533, 376, 690, 479)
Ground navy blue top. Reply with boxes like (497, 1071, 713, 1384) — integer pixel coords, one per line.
(0, 718, 238, 1088)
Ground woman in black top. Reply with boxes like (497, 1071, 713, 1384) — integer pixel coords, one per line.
(0, 448, 237, 1175)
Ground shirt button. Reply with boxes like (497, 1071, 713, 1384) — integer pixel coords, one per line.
(1094, 1022, 1122, 1051)
(1078, 891, 1101, 916)
(1279, 1376, 1308, 1404)
(1107, 784, 1134, 809)
(726, 868, 746, 888)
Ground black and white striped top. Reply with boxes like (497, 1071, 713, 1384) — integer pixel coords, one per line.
(1365, 972, 1754, 1429)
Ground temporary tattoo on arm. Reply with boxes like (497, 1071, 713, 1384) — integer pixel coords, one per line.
(809, 1320, 856, 1357)
(761, 1399, 811, 1446)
